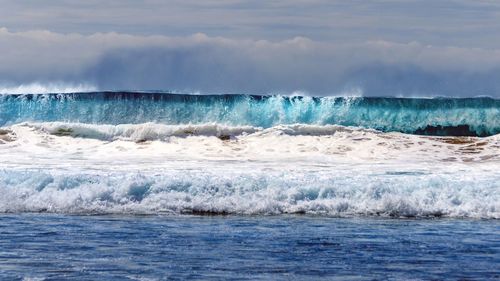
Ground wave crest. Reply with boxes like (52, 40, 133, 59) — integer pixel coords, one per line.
(1, 92, 498, 136)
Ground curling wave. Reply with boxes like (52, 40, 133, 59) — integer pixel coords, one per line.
(0, 92, 498, 136)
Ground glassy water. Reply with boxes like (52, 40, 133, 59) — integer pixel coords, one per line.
(0, 214, 498, 280)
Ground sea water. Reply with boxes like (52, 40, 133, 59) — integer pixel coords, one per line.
(0, 215, 498, 280)
(0, 91, 498, 279)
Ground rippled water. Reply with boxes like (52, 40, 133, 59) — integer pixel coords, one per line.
(0, 214, 498, 280)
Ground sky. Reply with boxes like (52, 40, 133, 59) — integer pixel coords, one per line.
(1, 0, 500, 96)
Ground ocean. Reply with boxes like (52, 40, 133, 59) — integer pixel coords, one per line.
(0, 92, 498, 280)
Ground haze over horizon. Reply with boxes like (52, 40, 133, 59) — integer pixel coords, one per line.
(1, 0, 500, 97)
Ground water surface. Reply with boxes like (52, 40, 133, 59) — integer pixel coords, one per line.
(0, 214, 498, 280)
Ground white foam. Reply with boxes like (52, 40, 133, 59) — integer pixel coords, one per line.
(28, 122, 260, 141)
(0, 166, 498, 218)
(0, 122, 498, 218)
(17, 122, 499, 164)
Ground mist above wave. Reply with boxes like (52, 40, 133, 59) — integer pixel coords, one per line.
(0, 83, 97, 95)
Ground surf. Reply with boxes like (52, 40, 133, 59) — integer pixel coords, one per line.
(0, 92, 498, 137)
(0, 91, 498, 218)
(0, 163, 498, 218)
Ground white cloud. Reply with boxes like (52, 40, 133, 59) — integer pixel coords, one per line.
(1, 28, 500, 96)
(2, 1, 500, 46)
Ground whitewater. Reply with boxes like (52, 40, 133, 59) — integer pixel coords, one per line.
(0, 92, 498, 218)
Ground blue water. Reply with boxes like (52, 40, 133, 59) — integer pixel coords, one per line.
(0, 214, 498, 280)
(1, 92, 499, 280)
(1, 92, 499, 136)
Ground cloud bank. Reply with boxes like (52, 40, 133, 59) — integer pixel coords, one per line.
(1, 28, 500, 97)
(3, 1, 500, 48)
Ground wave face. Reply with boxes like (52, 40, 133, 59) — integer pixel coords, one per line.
(1, 92, 498, 136)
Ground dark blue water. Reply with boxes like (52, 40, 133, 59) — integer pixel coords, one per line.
(0, 214, 498, 280)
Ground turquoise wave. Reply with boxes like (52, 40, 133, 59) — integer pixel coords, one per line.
(0, 92, 498, 136)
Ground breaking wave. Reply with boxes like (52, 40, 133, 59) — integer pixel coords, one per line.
(26, 122, 375, 142)
(0, 168, 498, 218)
(0, 92, 498, 136)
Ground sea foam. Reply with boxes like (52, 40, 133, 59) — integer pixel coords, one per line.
(0, 167, 498, 218)
(0, 121, 498, 218)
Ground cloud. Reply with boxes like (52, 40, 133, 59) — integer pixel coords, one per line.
(2, 1, 500, 47)
(1, 28, 500, 97)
